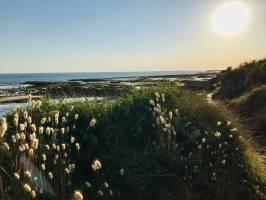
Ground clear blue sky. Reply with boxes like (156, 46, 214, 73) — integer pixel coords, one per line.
(0, 0, 265, 73)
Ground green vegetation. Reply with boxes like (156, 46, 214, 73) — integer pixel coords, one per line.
(229, 86, 266, 138)
(212, 58, 266, 140)
(0, 85, 265, 199)
(213, 58, 266, 99)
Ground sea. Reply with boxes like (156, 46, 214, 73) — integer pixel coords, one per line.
(0, 71, 199, 89)
(0, 71, 199, 117)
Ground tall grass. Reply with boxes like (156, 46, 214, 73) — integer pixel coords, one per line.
(0, 85, 265, 199)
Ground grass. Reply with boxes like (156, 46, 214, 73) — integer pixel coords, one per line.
(0, 85, 266, 199)
(213, 58, 266, 100)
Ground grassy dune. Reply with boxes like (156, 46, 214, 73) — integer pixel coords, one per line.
(0, 85, 265, 199)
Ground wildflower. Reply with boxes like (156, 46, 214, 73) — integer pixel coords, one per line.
(174, 108, 179, 115)
(52, 143, 56, 150)
(50, 128, 55, 134)
(104, 182, 109, 188)
(18, 123, 24, 132)
(27, 116, 32, 124)
(29, 134, 34, 141)
(3, 142, 10, 151)
(0, 118, 8, 137)
(169, 111, 173, 120)
(25, 170, 32, 178)
(61, 127, 65, 134)
(19, 145, 24, 152)
(222, 159, 226, 165)
(109, 190, 113, 196)
(54, 112, 59, 121)
(171, 126, 177, 136)
(214, 131, 221, 137)
(40, 164, 45, 171)
(14, 172, 20, 180)
(14, 116, 19, 127)
(98, 190, 104, 196)
(28, 148, 34, 156)
(54, 154, 59, 160)
(227, 121, 231, 126)
(75, 114, 79, 120)
(162, 93, 165, 102)
(21, 133, 26, 140)
(217, 121, 222, 126)
(91, 159, 102, 171)
(30, 190, 36, 199)
(64, 168, 70, 174)
(229, 134, 233, 138)
(15, 133, 20, 140)
(75, 143, 80, 151)
(11, 135, 16, 143)
(23, 183, 32, 192)
(149, 99, 155, 106)
(39, 127, 44, 134)
(202, 138, 206, 144)
(159, 115, 166, 124)
(46, 127, 51, 135)
(70, 136, 75, 144)
(24, 143, 29, 150)
(70, 105, 74, 111)
(45, 144, 50, 150)
(31, 124, 37, 132)
(62, 116, 66, 123)
(89, 118, 97, 127)
(36, 100, 42, 108)
(64, 152, 68, 158)
(56, 145, 60, 151)
(31, 138, 39, 149)
(70, 163, 76, 170)
(66, 112, 69, 117)
(120, 168, 125, 176)
(40, 117, 46, 125)
(85, 181, 91, 188)
(48, 172, 53, 179)
(42, 154, 47, 161)
(155, 92, 160, 98)
(23, 111, 28, 119)
(198, 144, 202, 150)
(73, 190, 83, 200)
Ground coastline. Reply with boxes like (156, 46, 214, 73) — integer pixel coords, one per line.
(0, 71, 218, 104)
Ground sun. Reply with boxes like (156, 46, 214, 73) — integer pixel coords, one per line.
(212, 2, 250, 36)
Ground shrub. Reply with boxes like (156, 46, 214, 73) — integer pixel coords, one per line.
(0, 86, 264, 200)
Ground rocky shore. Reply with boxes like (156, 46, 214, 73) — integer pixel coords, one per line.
(0, 71, 218, 104)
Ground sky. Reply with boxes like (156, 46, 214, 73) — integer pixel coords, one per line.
(0, 0, 265, 73)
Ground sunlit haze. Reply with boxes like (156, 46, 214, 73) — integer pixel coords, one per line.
(0, 0, 265, 73)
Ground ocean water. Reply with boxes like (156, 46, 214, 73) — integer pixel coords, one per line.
(0, 71, 199, 117)
(0, 71, 199, 88)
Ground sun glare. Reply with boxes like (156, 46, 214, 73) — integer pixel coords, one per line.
(212, 2, 250, 36)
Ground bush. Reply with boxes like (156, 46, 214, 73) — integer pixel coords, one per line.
(0, 86, 264, 200)
(213, 58, 266, 99)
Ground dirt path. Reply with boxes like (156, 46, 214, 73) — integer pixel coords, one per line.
(206, 89, 266, 163)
